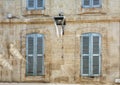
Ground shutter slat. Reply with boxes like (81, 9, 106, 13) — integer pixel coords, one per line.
(83, 56, 89, 74)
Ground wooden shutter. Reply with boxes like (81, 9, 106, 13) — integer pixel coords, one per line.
(92, 34, 101, 76)
(36, 0, 44, 9)
(93, 0, 101, 7)
(27, 0, 35, 9)
(81, 34, 90, 76)
(36, 34, 44, 75)
(81, 33, 101, 76)
(26, 34, 34, 75)
(82, 0, 91, 8)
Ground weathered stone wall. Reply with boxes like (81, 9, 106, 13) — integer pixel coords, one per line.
(0, 0, 120, 85)
(0, 0, 120, 18)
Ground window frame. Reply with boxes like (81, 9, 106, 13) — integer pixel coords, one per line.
(81, 33, 101, 77)
(27, 0, 45, 10)
(82, 0, 102, 8)
(26, 34, 45, 76)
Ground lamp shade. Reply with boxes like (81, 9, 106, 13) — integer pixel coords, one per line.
(54, 16, 66, 25)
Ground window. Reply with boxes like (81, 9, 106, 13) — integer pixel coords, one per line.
(26, 34, 44, 76)
(27, 0, 44, 10)
(81, 33, 101, 76)
(82, 0, 101, 8)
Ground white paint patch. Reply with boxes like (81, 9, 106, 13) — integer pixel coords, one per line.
(115, 79, 120, 83)
(9, 43, 26, 62)
(0, 54, 13, 70)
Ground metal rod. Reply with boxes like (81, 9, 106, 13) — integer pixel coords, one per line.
(119, 22, 120, 78)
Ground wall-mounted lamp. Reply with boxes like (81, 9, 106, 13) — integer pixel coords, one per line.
(54, 13, 66, 59)
(54, 16, 66, 25)
(7, 13, 13, 19)
(54, 13, 66, 36)
(7, 13, 19, 19)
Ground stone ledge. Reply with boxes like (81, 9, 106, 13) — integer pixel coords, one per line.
(0, 83, 111, 85)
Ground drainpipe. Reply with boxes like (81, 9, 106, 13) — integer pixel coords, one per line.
(115, 21, 120, 83)
(119, 21, 120, 78)
(118, 21, 120, 79)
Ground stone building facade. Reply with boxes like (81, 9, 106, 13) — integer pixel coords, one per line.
(0, 0, 120, 85)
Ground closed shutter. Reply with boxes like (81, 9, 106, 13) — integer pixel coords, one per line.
(26, 34, 34, 75)
(81, 34, 90, 76)
(36, 34, 44, 75)
(27, 0, 35, 9)
(92, 34, 101, 75)
(37, 0, 44, 9)
(83, 0, 91, 7)
(81, 33, 101, 76)
(26, 34, 44, 76)
(93, 0, 101, 7)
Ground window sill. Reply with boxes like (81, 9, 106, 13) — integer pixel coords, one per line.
(22, 10, 45, 17)
(26, 74, 45, 76)
(79, 7, 107, 15)
(24, 75, 49, 82)
(25, 75, 45, 78)
(80, 76, 101, 82)
(81, 76, 100, 78)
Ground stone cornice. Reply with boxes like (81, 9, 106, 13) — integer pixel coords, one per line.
(0, 15, 120, 24)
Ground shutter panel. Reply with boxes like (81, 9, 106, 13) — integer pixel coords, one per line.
(37, 56, 43, 75)
(37, 35, 43, 54)
(83, 0, 91, 7)
(28, 37, 34, 54)
(27, 0, 35, 9)
(92, 34, 101, 76)
(28, 56, 34, 75)
(26, 35, 34, 75)
(36, 34, 44, 75)
(37, 0, 44, 9)
(81, 34, 90, 76)
(93, 36, 99, 54)
(83, 36, 89, 54)
(93, 56, 99, 74)
(83, 56, 89, 74)
(93, 0, 101, 7)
